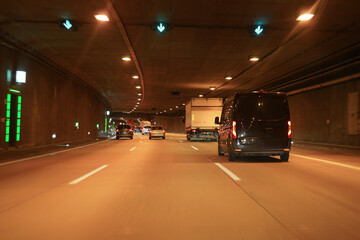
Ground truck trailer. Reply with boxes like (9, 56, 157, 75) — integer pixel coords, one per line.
(185, 98, 223, 141)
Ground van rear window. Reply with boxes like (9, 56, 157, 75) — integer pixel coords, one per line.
(234, 94, 288, 121)
(262, 96, 287, 120)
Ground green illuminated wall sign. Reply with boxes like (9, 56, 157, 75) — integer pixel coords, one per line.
(9, 89, 20, 94)
(96, 123, 99, 129)
(16, 96, 22, 141)
(5, 94, 22, 142)
(5, 94, 11, 142)
(105, 118, 107, 133)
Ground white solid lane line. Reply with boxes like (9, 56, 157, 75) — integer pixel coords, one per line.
(69, 165, 108, 185)
(178, 140, 183, 143)
(191, 146, 199, 151)
(292, 153, 360, 171)
(129, 147, 136, 151)
(0, 140, 111, 167)
(214, 163, 241, 181)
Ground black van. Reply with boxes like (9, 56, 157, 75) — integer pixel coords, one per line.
(215, 92, 291, 161)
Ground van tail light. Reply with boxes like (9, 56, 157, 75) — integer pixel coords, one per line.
(192, 129, 196, 133)
(150, 130, 152, 133)
(288, 121, 292, 138)
(231, 121, 237, 139)
(116, 129, 119, 132)
(163, 129, 165, 133)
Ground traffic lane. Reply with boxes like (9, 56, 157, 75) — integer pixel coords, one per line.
(0, 136, 296, 240)
(0, 137, 142, 213)
(209, 154, 360, 239)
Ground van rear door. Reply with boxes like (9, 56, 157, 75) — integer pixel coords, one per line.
(259, 95, 289, 149)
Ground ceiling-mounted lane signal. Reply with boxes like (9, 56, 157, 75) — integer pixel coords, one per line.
(157, 23, 166, 33)
(59, 19, 77, 31)
(249, 24, 267, 37)
(151, 22, 172, 33)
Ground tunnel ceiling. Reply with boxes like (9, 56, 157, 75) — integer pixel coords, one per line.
(0, 0, 359, 114)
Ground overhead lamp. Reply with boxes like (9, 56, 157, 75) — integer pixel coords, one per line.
(94, 14, 109, 22)
(137, 98, 141, 101)
(170, 108, 173, 110)
(199, 94, 204, 97)
(209, 87, 216, 91)
(122, 56, 131, 61)
(249, 56, 260, 62)
(132, 74, 139, 79)
(136, 86, 141, 89)
(225, 76, 232, 80)
(182, 103, 185, 106)
(138, 93, 142, 96)
(160, 112, 163, 114)
(137, 102, 140, 104)
(297, 13, 314, 21)
(176, 106, 178, 108)
(164, 110, 167, 112)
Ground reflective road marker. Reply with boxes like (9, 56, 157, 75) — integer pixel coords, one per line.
(129, 147, 136, 151)
(191, 146, 199, 151)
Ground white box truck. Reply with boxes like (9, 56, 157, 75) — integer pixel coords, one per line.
(185, 98, 223, 141)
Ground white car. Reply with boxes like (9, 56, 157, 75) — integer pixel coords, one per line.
(149, 126, 165, 139)
(142, 126, 151, 135)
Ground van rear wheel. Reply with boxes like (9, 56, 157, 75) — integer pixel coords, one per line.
(281, 152, 289, 162)
(227, 145, 236, 162)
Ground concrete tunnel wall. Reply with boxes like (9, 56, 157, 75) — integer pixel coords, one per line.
(0, 45, 109, 150)
(288, 77, 360, 147)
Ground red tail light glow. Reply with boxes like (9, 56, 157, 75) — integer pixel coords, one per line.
(288, 121, 292, 138)
(192, 129, 196, 133)
(231, 121, 237, 139)
(163, 129, 165, 133)
(116, 129, 119, 132)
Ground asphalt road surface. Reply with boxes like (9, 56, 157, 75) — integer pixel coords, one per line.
(0, 133, 359, 240)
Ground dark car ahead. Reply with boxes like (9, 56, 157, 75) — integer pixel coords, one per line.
(116, 125, 133, 139)
(215, 92, 291, 162)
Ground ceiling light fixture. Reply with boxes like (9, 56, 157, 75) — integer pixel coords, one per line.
(182, 103, 185, 106)
(136, 86, 141, 89)
(209, 87, 216, 91)
(122, 56, 131, 61)
(225, 76, 232, 80)
(138, 93, 142, 96)
(132, 74, 139, 79)
(249, 56, 260, 62)
(94, 15, 109, 22)
(199, 94, 204, 97)
(170, 108, 172, 110)
(176, 106, 178, 108)
(297, 13, 314, 21)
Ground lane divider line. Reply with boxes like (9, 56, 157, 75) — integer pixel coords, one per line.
(129, 147, 136, 151)
(214, 163, 241, 181)
(191, 146, 199, 151)
(292, 153, 360, 171)
(0, 139, 111, 167)
(178, 140, 183, 143)
(69, 165, 108, 185)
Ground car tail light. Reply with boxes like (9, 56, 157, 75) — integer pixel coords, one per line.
(288, 121, 292, 138)
(150, 130, 152, 133)
(116, 129, 119, 132)
(163, 129, 165, 133)
(231, 121, 237, 139)
(130, 129, 133, 132)
(192, 129, 196, 133)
